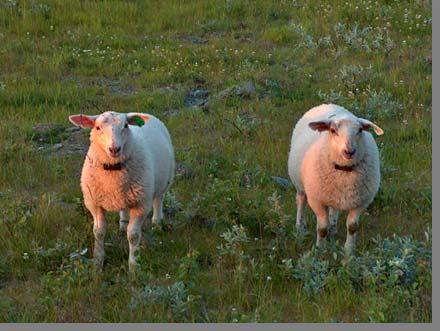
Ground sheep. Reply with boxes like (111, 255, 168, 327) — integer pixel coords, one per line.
(287, 104, 384, 254)
(68, 111, 175, 272)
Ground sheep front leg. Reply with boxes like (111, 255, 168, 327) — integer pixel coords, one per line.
(91, 207, 106, 269)
(127, 207, 147, 273)
(295, 192, 307, 234)
(308, 200, 329, 248)
(344, 208, 362, 255)
(328, 207, 339, 238)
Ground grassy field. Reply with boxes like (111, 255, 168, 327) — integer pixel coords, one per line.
(0, 0, 432, 323)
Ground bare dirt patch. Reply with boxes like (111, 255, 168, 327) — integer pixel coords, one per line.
(31, 123, 89, 158)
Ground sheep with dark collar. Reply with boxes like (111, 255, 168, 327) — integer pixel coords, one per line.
(69, 111, 175, 272)
(288, 104, 383, 254)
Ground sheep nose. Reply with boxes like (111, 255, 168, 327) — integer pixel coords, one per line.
(343, 149, 356, 158)
(109, 146, 121, 154)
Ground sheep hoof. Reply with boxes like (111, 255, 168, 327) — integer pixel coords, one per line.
(341, 254, 352, 265)
(150, 221, 166, 233)
(344, 244, 355, 256)
(119, 220, 128, 233)
(151, 218, 163, 226)
(93, 259, 104, 271)
(117, 230, 127, 244)
(316, 235, 328, 249)
(295, 223, 307, 235)
(128, 261, 139, 274)
(328, 225, 337, 239)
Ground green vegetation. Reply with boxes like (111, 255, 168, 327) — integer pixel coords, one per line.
(0, 0, 431, 322)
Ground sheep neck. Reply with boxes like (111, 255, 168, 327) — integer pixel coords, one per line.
(333, 163, 357, 172)
(102, 162, 124, 171)
(322, 135, 365, 173)
(87, 129, 137, 171)
(86, 143, 134, 171)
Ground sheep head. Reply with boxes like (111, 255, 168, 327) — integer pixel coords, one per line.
(309, 116, 383, 166)
(69, 111, 150, 162)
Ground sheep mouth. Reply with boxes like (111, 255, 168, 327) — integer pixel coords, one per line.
(109, 152, 121, 158)
(338, 155, 358, 166)
(106, 153, 127, 164)
(107, 149, 124, 158)
(342, 151, 357, 160)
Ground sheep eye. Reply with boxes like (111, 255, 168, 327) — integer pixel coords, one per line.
(124, 123, 129, 128)
(358, 128, 363, 134)
(95, 126, 100, 131)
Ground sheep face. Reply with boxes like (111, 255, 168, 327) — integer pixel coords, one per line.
(91, 112, 130, 159)
(69, 111, 150, 161)
(309, 117, 383, 166)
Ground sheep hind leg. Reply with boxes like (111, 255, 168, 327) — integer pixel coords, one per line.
(295, 192, 307, 234)
(152, 195, 164, 225)
(119, 209, 129, 233)
(328, 207, 339, 239)
(127, 207, 147, 273)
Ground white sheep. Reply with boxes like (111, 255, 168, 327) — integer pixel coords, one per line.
(69, 111, 175, 272)
(288, 104, 384, 254)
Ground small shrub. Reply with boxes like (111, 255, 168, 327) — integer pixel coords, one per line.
(130, 280, 203, 321)
(317, 89, 346, 104)
(264, 191, 292, 252)
(176, 249, 201, 287)
(292, 249, 330, 296)
(217, 224, 250, 278)
(333, 22, 394, 54)
(217, 224, 249, 258)
(339, 64, 373, 92)
(262, 25, 297, 44)
(282, 228, 431, 300)
(364, 89, 403, 120)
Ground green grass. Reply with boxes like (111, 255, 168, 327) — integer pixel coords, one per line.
(0, 0, 431, 322)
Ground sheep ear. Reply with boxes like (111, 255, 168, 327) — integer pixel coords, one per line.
(359, 118, 384, 136)
(309, 120, 331, 132)
(127, 113, 150, 127)
(69, 114, 98, 128)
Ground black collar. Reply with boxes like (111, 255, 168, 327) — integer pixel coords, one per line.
(334, 163, 357, 172)
(103, 162, 124, 171)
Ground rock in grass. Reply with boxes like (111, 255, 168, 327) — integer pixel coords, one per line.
(425, 55, 432, 65)
(179, 35, 208, 45)
(32, 123, 90, 157)
(184, 88, 209, 107)
(217, 80, 257, 100)
(204, 218, 217, 230)
(271, 176, 292, 188)
(175, 162, 193, 179)
(69, 248, 88, 260)
(235, 80, 256, 98)
(32, 123, 67, 143)
(51, 143, 63, 151)
(65, 126, 81, 133)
